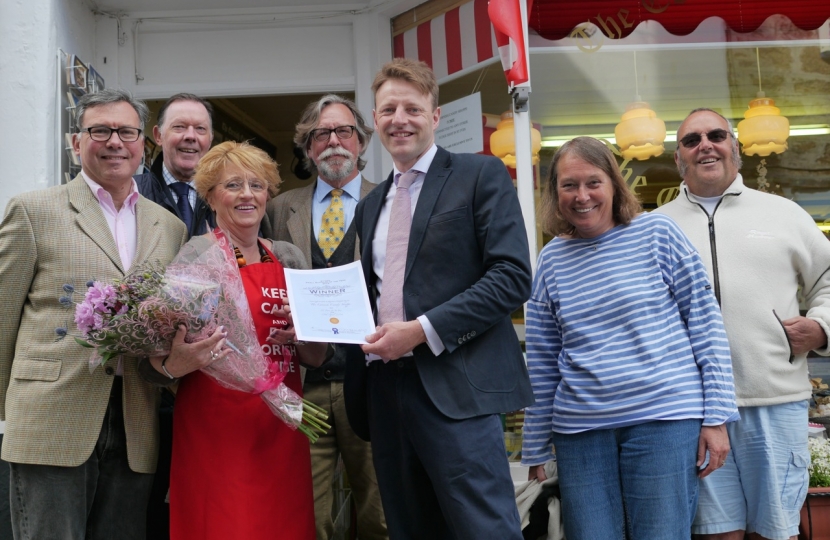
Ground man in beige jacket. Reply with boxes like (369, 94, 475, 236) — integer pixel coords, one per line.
(0, 89, 187, 540)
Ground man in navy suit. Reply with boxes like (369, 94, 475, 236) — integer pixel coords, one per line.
(345, 58, 533, 539)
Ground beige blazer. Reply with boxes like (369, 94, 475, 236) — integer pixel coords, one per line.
(0, 176, 188, 473)
(262, 177, 377, 265)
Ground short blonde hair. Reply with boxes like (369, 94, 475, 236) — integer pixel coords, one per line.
(372, 58, 439, 111)
(194, 141, 281, 200)
(540, 137, 641, 236)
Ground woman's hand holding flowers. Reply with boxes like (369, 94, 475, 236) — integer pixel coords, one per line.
(150, 324, 230, 378)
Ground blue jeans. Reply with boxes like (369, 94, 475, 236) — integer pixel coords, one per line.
(552, 419, 701, 540)
(9, 378, 153, 540)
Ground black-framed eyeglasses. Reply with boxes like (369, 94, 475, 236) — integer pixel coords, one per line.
(678, 129, 731, 149)
(310, 125, 356, 143)
(83, 126, 143, 143)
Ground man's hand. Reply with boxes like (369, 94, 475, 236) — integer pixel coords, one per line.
(361, 320, 426, 362)
(783, 316, 827, 355)
(697, 424, 730, 479)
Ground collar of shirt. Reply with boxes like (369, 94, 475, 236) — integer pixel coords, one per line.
(81, 170, 139, 215)
(392, 144, 438, 181)
(162, 163, 194, 189)
(314, 172, 363, 204)
(163, 163, 197, 209)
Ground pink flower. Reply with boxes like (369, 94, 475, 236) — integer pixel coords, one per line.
(86, 283, 117, 314)
(74, 301, 96, 335)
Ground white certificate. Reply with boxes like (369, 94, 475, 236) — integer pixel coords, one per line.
(284, 261, 376, 344)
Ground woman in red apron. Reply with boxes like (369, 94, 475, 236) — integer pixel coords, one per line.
(158, 141, 327, 539)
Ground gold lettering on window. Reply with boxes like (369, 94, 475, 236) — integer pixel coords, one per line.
(657, 187, 680, 207)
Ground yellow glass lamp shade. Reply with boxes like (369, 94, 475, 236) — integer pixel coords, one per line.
(737, 97, 789, 156)
(490, 111, 542, 169)
(614, 102, 666, 161)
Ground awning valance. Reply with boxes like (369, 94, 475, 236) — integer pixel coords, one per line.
(393, 0, 830, 81)
(530, 0, 830, 41)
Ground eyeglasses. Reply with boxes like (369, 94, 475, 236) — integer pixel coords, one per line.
(678, 129, 731, 149)
(218, 179, 267, 193)
(83, 126, 143, 143)
(310, 125, 357, 143)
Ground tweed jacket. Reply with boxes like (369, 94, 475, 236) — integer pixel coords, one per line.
(0, 176, 188, 473)
(261, 177, 376, 264)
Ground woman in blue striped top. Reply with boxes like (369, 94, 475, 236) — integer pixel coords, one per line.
(521, 137, 738, 540)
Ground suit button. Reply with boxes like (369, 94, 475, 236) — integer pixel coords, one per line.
(327, 262, 333, 268)
(457, 338, 463, 344)
(324, 369, 332, 379)
(104, 366, 114, 376)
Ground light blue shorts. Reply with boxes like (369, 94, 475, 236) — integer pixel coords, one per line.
(693, 401, 809, 539)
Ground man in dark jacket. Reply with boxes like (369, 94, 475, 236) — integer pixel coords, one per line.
(135, 93, 215, 237)
(134, 93, 214, 540)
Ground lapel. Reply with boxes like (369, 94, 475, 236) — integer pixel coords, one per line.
(133, 197, 165, 268)
(362, 173, 394, 287)
(406, 147, 452, 279)
(354, 178, 376, 261)
(68, 176, 125, 274)
(287, 183, 314, 265)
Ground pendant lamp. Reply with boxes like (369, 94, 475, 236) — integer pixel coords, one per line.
(737, 48, 790, 157)
(614, 51, 666, 161)
(489, 111, 542, 169)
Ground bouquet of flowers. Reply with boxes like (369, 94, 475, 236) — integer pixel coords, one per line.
(72, 232, 329, 442)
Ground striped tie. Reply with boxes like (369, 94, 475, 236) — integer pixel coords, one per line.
(317, 188, 345, 259)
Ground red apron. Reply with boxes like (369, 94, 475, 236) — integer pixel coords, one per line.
(170, 240, 314, 540)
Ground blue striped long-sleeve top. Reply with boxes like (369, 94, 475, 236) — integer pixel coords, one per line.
(521, 212, 738, 466)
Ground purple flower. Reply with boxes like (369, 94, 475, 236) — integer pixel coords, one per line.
(74, 301, 96, 334)
(85, 283, 117, 313)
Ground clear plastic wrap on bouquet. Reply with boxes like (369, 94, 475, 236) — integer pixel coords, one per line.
(76, 231, 328, 441)
(162, 232, 317, 436)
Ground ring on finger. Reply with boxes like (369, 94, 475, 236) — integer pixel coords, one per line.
(210, 350, 219, 360)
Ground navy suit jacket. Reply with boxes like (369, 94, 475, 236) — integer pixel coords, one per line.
(344, 146, 534, 441)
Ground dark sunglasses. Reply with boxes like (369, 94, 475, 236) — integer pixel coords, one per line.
(678, 128, 731, 149)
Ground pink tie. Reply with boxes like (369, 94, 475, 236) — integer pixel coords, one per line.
(378, 170, 419, 326)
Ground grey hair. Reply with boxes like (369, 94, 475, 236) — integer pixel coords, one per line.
(675, 107, 742, 178)
(293, 94, 373, 171)
(75, 88, 150, 132)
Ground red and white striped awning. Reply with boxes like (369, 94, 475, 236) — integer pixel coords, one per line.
(393, 0, 500, 81)
(393, 0, 830, 82)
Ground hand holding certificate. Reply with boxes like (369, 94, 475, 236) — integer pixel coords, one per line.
(283, 261, 376, 344)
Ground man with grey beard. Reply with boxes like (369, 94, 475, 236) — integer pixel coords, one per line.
(261, 95, 387, 540)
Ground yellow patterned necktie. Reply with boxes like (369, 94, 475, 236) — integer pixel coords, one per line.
(318, 188, 345, 258)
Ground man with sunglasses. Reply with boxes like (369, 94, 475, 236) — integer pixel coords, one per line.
(0, 89, 188, 539)
(261, 95, 388, 540)
(656, 108, 830, 540)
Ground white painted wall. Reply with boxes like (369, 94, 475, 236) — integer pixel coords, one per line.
(0, 0, 95, 211)
(109, 10, 393, 181)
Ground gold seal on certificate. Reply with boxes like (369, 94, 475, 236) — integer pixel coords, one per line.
(283, 261, 376, 344)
